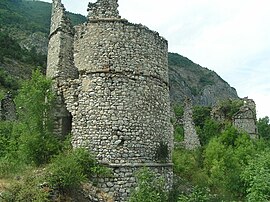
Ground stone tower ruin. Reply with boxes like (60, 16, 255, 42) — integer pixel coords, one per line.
(233, 97, 258, 138)
(47, 0, 173, 201)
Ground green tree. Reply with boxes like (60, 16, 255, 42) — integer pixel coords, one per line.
(197, 119, 222, 146)
(241, 151, 270, 201)
(257, 116, 270, 140)
(14, 70, 60, 165)
(193, 106, 211, 129)
(204, 126, 255, 199)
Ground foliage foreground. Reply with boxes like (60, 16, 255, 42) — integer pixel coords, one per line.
(1, 71, 270, 201)
(0, 71, 109, 201)
(170, 104, 270, 202)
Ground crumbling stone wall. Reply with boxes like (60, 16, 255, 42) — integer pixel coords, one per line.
(87, 0, 120, 20)
(233, 98, 257, 138)
(183, 97, 200, 150)
(47, 0, 78, 137)
(47, 0, 173, 201)
(211, 98, 258, 139)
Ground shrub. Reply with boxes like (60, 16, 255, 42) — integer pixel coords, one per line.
(218, 99, 244, 121)
(174, 125, 184, 142)
(173, 148, 208, 187)
(241, 151, 270, 201)
(178, 186, 215, 202)
(197, 119, 222, 146)
(129, 167, 168, 202)
(47, 148, 110, 193)
(257, 116, 270, 140)
(204, 126, 255, 199)
(174, 104, 184, 118)
(193, 106, 211, 129)
(0, 121, 13, 157)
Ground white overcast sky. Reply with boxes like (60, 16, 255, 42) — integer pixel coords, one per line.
(42, 0, 270, 118)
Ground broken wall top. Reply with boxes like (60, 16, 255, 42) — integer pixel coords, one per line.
(87, 0, 121, 20)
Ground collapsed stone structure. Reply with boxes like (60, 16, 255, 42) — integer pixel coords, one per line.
(233, 97, 257, 138)
(183, 97, 200, 150)
(47, 0, 173, 201)
(211, 97, 257, 138)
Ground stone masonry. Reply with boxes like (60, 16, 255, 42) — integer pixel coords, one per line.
(211, 97, 258, 139)
(47, 0, 173, 201)
(233, 97, 258, 138)
(183, 97, 201, 150)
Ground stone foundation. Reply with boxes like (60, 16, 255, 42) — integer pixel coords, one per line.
(95, 163, 173, 201)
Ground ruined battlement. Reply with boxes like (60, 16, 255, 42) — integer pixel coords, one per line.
(87, 0, 121, 20)
(233, 97, 257, 138)
(47, 0, 173, 201)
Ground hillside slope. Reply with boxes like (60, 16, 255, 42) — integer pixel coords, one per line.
(169, 53, 238, 106)
(0, 0, 86, 91)
(0, 0, 238, 105)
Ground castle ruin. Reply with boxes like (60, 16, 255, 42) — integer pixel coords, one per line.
(211, 97, 258, 138)
(47, 0, 173, 201)
(233, 97, 257, 138)
(183, 97, 201, 150)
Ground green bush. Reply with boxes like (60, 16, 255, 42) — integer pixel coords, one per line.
(47, 148, 110, 193)
(0, 121, 14, 157)
(173, 148, 208, 187)
(193, 106, 211, 129)
(178, 186, 215, 202)
(257, 116, 270, 140)
(174, 104, 184, 118)
(173, 104, 184, 142)
(174, 125, 184, 142)
(218, 99, 244, 121)
(0, 68, 19, 90)
(197, 119, 222, 146)
(129, 167, 168, 202)
(204, 126, 255, 199)
(46, 149, 87, 192)
(241, 151, 270, 201)
(1, 147, 110, 200)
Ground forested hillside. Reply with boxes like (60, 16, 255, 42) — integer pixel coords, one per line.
(0, 0, 85, 93)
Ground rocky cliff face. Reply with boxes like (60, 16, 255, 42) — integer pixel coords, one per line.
(169, 53, 238, 106)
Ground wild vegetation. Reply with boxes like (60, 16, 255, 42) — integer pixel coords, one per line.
(127, 106, 270, 202)
(0, 71, 110, 201)
(2, 72, 269, 201)
(130, 103, 270, 202)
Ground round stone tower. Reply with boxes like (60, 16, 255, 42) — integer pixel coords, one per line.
(47, 0, 173, 201)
